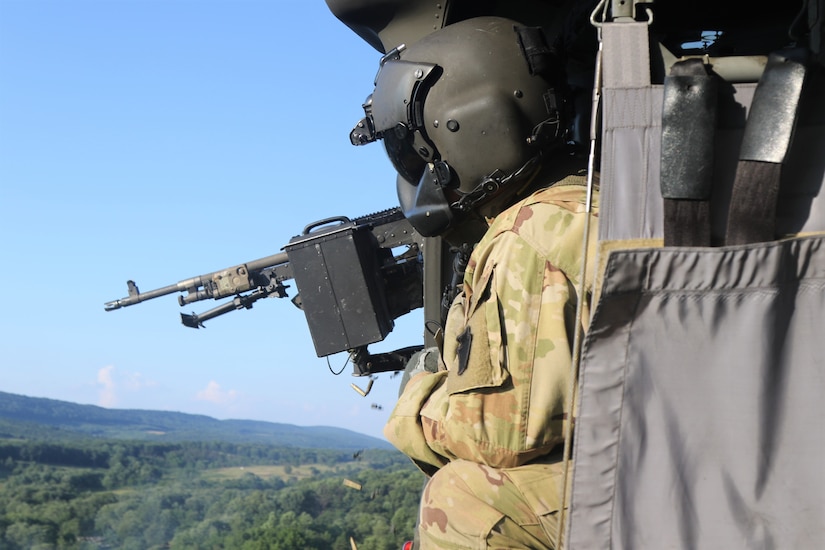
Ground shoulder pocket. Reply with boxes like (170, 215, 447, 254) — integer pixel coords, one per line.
(445, 264, 509, 395)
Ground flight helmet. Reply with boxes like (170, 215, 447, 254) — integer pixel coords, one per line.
(351, 16, 569, 237)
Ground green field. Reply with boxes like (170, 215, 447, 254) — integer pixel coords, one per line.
(201, 462, 343, 482)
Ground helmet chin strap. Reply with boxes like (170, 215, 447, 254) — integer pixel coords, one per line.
(448, 103, 565, 214)
(397, 153, 542, 237)
(450, 154, 542, 213)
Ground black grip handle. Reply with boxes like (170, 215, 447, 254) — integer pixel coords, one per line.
(302, 216, 352, 235)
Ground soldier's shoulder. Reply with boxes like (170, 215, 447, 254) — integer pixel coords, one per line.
(494, 178, 595, 230)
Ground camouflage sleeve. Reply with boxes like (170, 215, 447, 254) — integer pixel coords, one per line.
(383, 370, 451, 475)
(385, 182, 598, 471)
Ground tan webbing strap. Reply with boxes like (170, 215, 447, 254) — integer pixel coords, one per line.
(601, 22, 650, 88)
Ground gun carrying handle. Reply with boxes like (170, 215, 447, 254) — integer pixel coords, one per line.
(302, 216, 351, 235)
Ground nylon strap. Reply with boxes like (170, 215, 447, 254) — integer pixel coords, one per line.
(725, 49, 809, 245)
(660, 58, 717, 246)
(601, 22, 650, 88)
(514, 26, 561, 78)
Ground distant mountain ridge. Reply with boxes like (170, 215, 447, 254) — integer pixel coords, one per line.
(0, 391, 391, 450)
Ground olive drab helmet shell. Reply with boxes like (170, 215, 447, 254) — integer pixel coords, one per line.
(351, 16, 567, 236)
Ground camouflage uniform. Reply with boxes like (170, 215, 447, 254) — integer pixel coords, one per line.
(385, 175, 599, 549)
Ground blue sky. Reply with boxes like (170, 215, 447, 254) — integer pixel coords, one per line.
(0, 0, 423, 440)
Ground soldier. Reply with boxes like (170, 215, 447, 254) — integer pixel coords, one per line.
(345, 12, 599, 550)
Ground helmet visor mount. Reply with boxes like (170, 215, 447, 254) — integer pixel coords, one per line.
(351, 58, 441, 182)
(352, 58, 456, 235)
(371, 59, 439, 184)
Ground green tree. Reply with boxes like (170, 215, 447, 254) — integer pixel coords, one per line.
(4, 521, 54, 549)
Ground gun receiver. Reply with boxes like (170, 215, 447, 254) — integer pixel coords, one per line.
(104, 208, 424, 375)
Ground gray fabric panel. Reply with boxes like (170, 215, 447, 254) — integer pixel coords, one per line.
(600, 87, 664, 241)
(567, 236, 825, 549)
(599, 73, 825, 243)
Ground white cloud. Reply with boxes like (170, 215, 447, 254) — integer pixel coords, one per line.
(97, 365, 117, 407)
(195, 381, 238, 405)
(96, 365, 158, 408)
(123, 371, 158, 391)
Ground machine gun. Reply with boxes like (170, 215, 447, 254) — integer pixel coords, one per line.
(104, 208, 425, 376)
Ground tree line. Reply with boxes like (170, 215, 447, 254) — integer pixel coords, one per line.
(0, 438, 422, 549)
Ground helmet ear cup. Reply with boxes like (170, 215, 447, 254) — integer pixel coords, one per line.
(424, 85, 541, 196)
(393, 17, 566, 202)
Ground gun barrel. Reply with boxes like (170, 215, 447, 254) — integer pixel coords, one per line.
(104, 252, 290, 312)
(104, 281, 190, 311)
(244, 252, 288, 272)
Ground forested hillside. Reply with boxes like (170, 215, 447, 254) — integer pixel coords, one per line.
(0, 391, 391, 449)
(0, 436, 422, 549)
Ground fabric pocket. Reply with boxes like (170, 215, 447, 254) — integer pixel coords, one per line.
(445, 263, 509, 395)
